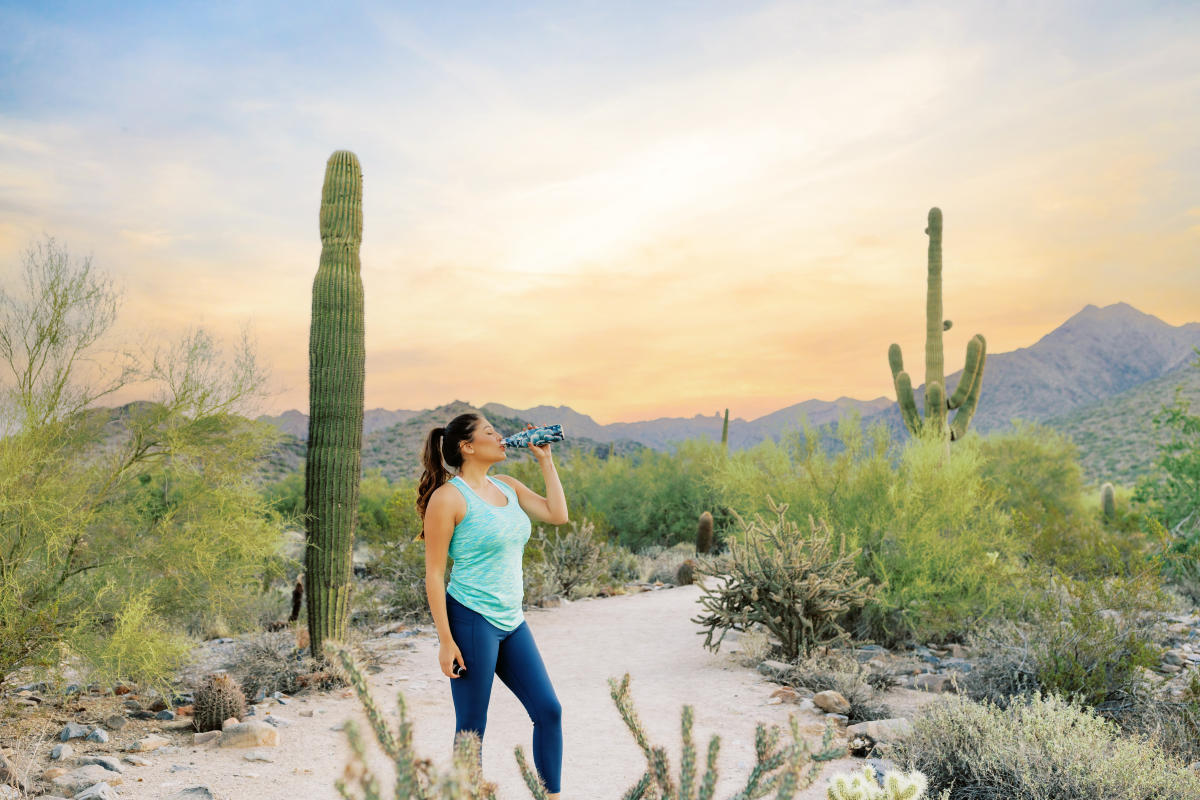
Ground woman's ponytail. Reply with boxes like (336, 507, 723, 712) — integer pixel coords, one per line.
(414, 414, 481, 541)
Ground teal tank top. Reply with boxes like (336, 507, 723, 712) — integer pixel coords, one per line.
(445, 474, 532, 631)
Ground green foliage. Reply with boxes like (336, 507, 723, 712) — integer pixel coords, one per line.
(305, 149, 367, 660)
(499, 438, 733, 553)
(891, 693, 1200, 799)
(848, 431, 1022, 646)
(0, 235, 285, 687)
(691, 498, 872, 661)
(72, 590, 192, 701)
(1133, 356, 1200, 598)
(977, 422, 1152, 576)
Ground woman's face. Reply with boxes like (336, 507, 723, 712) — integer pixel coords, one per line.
(464, 418, 506, 462)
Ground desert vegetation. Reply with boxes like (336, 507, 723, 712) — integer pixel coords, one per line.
(2, 209, 1199, 799)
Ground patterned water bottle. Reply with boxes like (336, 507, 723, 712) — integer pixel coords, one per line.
(501, 424, 565, 449)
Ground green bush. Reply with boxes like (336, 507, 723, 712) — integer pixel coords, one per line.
(847, 432, 1023, 646)
(890, 693, 1200, 799)
(0, 237, 288, 688)
(964, 571, 1167, 710)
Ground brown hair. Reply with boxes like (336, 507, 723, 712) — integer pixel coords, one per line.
(414, 412, 482, 541)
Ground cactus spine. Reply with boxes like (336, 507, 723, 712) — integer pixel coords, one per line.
(304, 150, 365, 661)
(1101, 482, 1116, 520)
(696, 511, 714, 554)
(721, 408, 729, 450)
(193, 673, 247, 732)
(888, 208, 987, 442)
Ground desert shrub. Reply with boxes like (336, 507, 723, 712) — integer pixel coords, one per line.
(329, 641, 845, 800)
(539, 518, 609, 598)
(785, 652, 893, 724)
(644, 541, 698, 584)
(1134, 367, 1200, 600)
(602, 541, 641, 584)
(0, 236, 288, 687)
(964, 571, 1200, 762)
(847, 432, 1023, 647)
(711, 414, 896, 554)
(229, 630, 345, 697)
(890, 693, 1200, 799)
(501, 438, 735, 553)
(371, 534, 441, 624)
(691, 498, 872, 661)
(964, 571, 1167, 710)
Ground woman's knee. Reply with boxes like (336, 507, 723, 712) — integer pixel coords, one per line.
(537, 695, 562, 727)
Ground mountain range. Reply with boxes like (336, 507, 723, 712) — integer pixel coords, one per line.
(254, 302, 1200, 484)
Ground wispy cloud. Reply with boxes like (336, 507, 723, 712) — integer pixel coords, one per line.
(0, 1, 1197, 423)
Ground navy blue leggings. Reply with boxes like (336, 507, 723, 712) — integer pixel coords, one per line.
(444, 591, 563, 793)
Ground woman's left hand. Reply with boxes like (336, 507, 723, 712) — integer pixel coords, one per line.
(524, 422, 552, 462)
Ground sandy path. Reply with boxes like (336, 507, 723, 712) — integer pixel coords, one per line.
(132, 577, 869, 800)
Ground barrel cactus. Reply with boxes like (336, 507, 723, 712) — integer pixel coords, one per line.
(696, 511, 714, 555)
(193, 673, 247, 733)
(888, 208, 986, 442)
(304, 150, 366, 661)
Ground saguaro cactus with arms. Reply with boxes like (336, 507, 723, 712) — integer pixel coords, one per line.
(888, 207, 986, 442)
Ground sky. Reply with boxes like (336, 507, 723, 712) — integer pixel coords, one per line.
(1, 1, 1197, 425)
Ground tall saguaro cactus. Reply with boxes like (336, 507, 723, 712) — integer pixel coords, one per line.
(888, 208, 986, 442)
(305, 150, 365, 660)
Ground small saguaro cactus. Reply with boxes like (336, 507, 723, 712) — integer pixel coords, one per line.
(696, 510, 714, 554)
(1101, 482, 1116, 520)
(721, 408, 729, 450)
(193, 672, 247, 733)
(305, 150, 366, 662)
(888, 208, 987, 442)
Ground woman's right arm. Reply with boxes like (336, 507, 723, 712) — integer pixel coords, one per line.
(423, 488, 457, 646)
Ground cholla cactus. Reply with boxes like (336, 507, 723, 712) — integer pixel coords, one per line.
(329, 642, 844, 800)
(827, 764, 929, 800)
(691, 497, 873, 661)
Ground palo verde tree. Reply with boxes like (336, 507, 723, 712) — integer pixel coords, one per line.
(887, 207, 987, 443)
(0, 235, 281, 691)
(304, 150, 366, 660)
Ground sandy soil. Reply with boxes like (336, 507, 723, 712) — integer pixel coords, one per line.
(94, 577, 934, 799)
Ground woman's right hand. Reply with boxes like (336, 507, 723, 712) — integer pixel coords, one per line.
(440, 640, 466, 678)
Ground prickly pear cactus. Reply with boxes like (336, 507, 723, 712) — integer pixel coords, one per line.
(193, 672, 247, 733)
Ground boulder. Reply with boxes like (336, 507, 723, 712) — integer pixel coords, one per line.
(51, 765, 123, 794)
(846, 718, 914, 744)
(218, 721, 279, 749)
(812, 690, 851, 714)
(128, 734, 170, 753)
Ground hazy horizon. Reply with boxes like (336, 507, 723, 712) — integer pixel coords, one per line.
(3, 2, 1198, 425)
